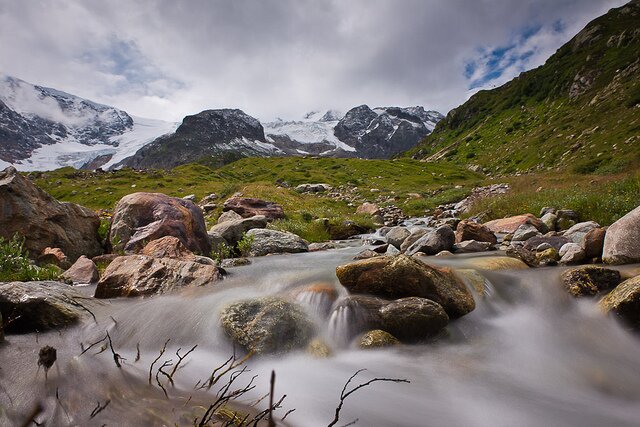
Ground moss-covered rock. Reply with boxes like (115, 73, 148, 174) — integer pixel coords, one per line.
(359, 330, 400, 349)
(599, 275, 640, 330)
(220, 297, 315, 354)
(561, 266, 621, 297)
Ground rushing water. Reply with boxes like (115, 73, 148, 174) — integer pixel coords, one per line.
(1, 242, 640, 426)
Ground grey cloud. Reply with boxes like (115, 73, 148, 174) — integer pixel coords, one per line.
(0, 0, 628, 122)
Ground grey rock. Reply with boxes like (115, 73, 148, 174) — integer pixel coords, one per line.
(559, 243, 586, 264)
(400, 228, 428, 252)
(536, 242, 553, 252)
(454, 240, 492, 253)
(563, 221, 600, 244)
(540, 212, 558, 231)
(62, 255, 99, 284)
(603, 205, 640, 265)
(405, 225, 455, 256)
(379, 297, 449, 342)
(512, 224, 542, 242)
(217, 210, 243, 224)
(246, 228, 308, 256)
(209, 215, 268, 246)
(0, 281, 93, 332)
(385, 226, 410, 249)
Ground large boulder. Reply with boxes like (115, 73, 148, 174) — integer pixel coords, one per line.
(385, 227, 410, 249)
(110, 192, 211, 255)
(220, 297, 315, 354)
(246, 228, 308, 256)
(455, 220, 497, 245)
(599, 275, 640, 330)
(0, 166, 102, 261)
(94, 255, 222, 298)
(217, 210, 243, 224)
(141, 236, 196, 261)
(335, 255, 475, 318)
(0, 281, 92, 332)
(378, 297, 449, 342)
(62, 255, 99, 284)
(602, 205, 640, 265)
(561, 266, 621, 297)
(484, 214, 547, 234)
(209, 215, 268, 246)
(222, 197, 284, 221)
(405, 225, 455, 256)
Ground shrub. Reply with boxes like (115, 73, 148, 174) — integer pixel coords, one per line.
(0, 235, 60, 282)
(237, 233, 255, 257)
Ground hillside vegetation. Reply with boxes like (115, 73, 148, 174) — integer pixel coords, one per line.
(407, 0, 640, 175)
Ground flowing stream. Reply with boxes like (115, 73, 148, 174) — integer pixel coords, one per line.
(1, 241, 640, 426)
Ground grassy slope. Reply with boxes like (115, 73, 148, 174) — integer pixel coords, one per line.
(29, 158, 482, 241)
(406, 1, 640, 175)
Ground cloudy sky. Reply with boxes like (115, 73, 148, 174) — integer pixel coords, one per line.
(0, 0, 628, 122)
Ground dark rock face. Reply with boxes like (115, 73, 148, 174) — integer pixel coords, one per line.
(335, 255, 475, 318)
(0, 75, 133, 163)
(0, 166, 102, 261)
(109, 192, 211, 255)
(405, 225, 456, 256)
(122, 109, 276, 169)
(220, 297, 315, 354)
(0, 281, 92, 333)
(334, 105, 442, 159)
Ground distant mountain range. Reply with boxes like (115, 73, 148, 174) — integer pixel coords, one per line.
(0, 75, 443, 170)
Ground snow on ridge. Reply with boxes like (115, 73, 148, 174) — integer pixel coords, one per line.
(10, 116, 177, 171)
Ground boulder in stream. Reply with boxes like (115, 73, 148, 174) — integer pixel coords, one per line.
(599, 275, 640, 330)
(378, 297, 449, 342)
(359, 329, 400, 349)
(95, 255, 222, 298)
(220, 297, 315, 354)
(561, 266, 621, 297)
(335, 255, 475, 318)
(0, 281, 93, 333)
(209, 215, 268, 246)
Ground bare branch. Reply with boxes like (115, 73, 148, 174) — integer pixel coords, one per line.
(90, 399, 111, 419)
(149, 339, 170, 385)
(327, 369, 409, 427)
(105, 331, 124, 368)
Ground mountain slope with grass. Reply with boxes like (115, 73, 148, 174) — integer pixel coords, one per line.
(407, 0, 640, 175)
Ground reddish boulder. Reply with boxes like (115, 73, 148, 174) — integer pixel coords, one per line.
(62, 255, 99, 284)
(455, 220, 497, 244)
(582, 227, 606, 259)
(141, 236, 196, 261)
(109, 192, 211, 255)
(0, 166, 102, 262)
(484, 214, 547, 234)
(222, 197, 284, 221)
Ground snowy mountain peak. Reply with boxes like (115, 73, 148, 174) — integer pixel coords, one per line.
(0, 75, 177, 170)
